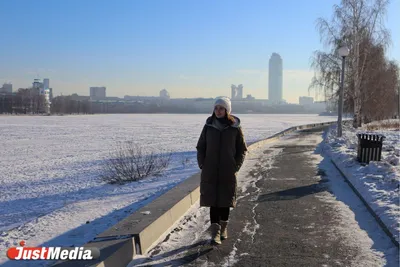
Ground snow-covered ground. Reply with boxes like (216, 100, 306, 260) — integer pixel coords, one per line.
(324, 120, 399, 244)
(0, 114, 336, 265)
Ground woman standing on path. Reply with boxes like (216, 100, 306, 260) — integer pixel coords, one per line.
(196, 97, 248, 245)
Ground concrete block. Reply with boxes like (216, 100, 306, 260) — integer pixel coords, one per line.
(169, 194, 192, 223)
(52, 238, 135, 267)
(138, 210, 172, 254)
(93, 238, 135, 267)
(97, 174, 200, 239)
(136, 194, 193, 254)
(93, 173, 200, 255)
(190, 187, 200, 204)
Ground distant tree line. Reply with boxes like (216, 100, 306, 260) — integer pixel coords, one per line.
(0, 88, 46, 114)
(87, 102, 313, 114)
(50, 95, 92, 115)
(0, 90, 93, 115)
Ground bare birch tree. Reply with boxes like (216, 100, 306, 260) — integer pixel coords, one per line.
(310, 0, 392, 127)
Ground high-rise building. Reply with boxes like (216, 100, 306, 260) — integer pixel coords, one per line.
(231, 84, 237, 99)
(32, 79, 51, 95)
(49, 88, 53, 100)
(1, 83, 12, 93)
(231, 84, 243, 100)
(32, 79, 45, 95)
(32, 79, 42, 90)
(268, 53, 283, 103)
(160, 89, 170, 99)
(90, 87, 106, 99)
(237, 84, 243, 99)
(43, 78, 50, 89)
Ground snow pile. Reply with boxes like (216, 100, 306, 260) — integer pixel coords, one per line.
(324, 121, 399, 243)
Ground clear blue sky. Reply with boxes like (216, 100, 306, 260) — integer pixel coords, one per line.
(1, 0, 399, 103)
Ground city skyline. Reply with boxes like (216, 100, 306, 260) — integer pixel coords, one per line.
(1, 0, 399, 103)
(1, 72, 319, 102)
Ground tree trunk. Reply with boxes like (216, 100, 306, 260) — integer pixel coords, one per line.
(353, 94, 362, 127)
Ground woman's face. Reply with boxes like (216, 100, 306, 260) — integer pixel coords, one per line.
(214, 105, 226, 118)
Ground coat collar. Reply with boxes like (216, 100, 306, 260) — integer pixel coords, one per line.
(205, 115, 241, 130)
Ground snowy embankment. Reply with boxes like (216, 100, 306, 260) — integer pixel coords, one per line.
(0, 114, 336, 265)
(323, 120, 399, 244)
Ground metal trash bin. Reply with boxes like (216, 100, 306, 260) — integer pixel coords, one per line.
(357, 133, 385, 164)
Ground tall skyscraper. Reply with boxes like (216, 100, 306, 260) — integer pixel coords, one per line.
(32, 79, 42, 90)
(231, 84, 243, 100)
(32, 79, 48, 95)
(43, 78, 50, 89)
(231, 84, 237, 99)
(268, 53, 283, 103)
(237, 84, 243, 99)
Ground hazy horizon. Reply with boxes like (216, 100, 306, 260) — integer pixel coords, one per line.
(1, 0, 399, 104)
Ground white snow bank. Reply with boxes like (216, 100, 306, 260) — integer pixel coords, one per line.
(324, 122, 399, 243)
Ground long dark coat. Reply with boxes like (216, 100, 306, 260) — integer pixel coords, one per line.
(196, 115, 247, 208)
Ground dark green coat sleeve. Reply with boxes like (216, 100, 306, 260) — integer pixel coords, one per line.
(235, 127, 247, 171)
(196, 125, 207, 169)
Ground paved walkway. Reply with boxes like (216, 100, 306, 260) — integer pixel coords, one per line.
(131, 127, 399, 267)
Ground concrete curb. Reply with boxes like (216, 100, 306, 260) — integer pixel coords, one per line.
(330, 158, 399, 248)
(53, 175, 200, 267)
(53, 120, 339, 267)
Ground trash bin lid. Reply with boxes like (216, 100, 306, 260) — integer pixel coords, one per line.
(357, 132, 386, 140)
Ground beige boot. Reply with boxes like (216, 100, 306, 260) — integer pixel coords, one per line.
(220, 220, 228, 240)
(210, 223, 222, 245)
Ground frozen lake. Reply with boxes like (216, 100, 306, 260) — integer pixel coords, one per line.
(0, 114, 336, 265)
